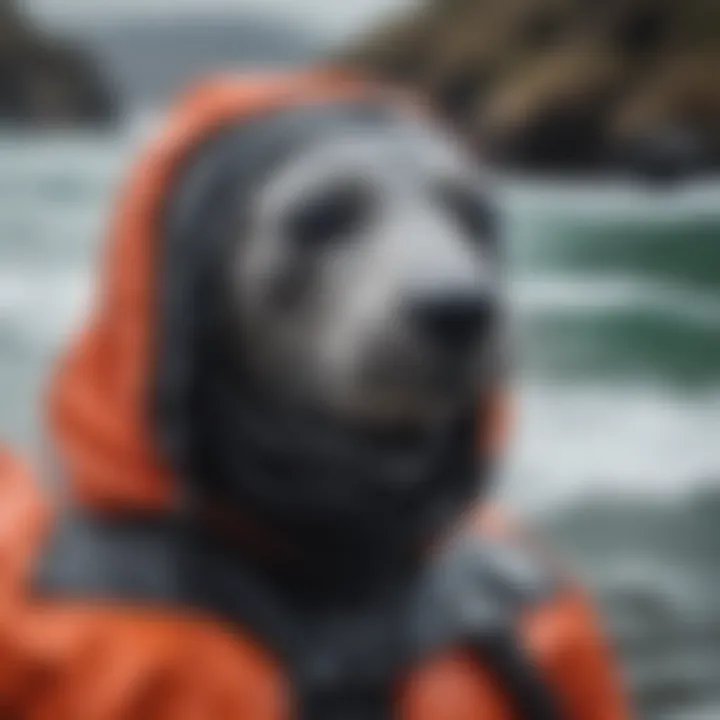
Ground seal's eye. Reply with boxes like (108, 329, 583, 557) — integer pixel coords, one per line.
(436, 182, 498, 249)
(286, 182, 373, 248)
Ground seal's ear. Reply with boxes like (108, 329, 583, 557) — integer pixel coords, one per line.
(479, 389, 513, 458)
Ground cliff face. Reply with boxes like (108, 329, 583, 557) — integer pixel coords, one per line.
(0, 2, 116, 127)
(344, 0, 720, 179)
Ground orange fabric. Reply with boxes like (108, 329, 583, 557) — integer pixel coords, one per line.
(0, 449, 630, 719)
(0, 450, 289, 720)
(481, 389, 515, 457)
(523, 590, 631, 720)
(402, 591, 630, 720)
(0, 70, 631, 718)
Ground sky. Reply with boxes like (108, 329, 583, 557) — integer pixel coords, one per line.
(27, 0, 415, 37)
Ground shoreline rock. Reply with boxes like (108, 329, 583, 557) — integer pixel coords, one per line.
(0, 1, 116, 128)
(342, 0, 720, 182)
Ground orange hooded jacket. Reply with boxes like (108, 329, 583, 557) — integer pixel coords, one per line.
(0, 72, 630, 719)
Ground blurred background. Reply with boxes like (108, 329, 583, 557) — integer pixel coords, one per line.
(1, 1, 718, 717)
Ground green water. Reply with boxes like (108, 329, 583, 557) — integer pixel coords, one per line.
(502, 182, 720, 718)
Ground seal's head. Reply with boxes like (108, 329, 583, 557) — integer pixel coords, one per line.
(162, 97, 506, 579)
(51, 76, 507, 584)
(230, 115, 502, 436)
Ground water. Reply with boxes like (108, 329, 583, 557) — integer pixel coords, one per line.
(0, 126, 719, 718)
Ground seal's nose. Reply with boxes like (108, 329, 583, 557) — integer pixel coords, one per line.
(410, 288, 497, 354)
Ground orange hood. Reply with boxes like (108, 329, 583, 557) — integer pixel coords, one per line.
(48, 70, 407, 515)
(48, 69, 509, 519)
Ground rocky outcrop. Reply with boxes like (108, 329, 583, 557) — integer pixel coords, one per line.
(343, 0, 720, 179)
(0, 1, 116, 127)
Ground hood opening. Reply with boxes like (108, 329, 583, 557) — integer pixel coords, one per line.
(47, 70, 391, 514)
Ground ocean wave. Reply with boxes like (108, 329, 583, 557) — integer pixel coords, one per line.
(504, 383, 720, 511)
(0, 267, 93, 349)
(501, 177, 720, 221)
(514, 275, 720, 330)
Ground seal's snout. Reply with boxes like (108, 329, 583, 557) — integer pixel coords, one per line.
(410, 286, 497, 355)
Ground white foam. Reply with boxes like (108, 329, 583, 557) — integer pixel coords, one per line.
(500, 177, 720, 221)
(0, 267, 93, 349)
(503, 383, 720, 511)
(513, 275, 720, 330)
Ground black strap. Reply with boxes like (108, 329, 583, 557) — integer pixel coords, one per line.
(470, 630, 565, 720)
(35, 512, 564, 720)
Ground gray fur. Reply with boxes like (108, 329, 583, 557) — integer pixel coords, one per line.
(231, 120, 503, 430)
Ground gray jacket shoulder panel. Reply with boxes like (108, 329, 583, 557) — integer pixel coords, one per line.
(412, 529, 563, 655)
